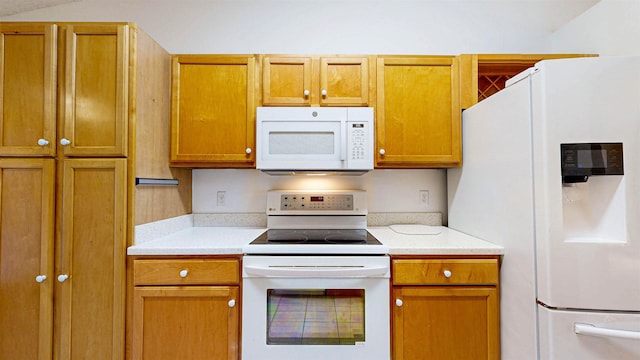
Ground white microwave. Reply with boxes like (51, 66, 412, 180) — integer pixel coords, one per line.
(256, 107, 374, 174)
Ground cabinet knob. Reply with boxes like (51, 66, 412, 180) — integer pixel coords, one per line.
(245, 147, 252, 154)
(395, 298, 403, 307)
(321, 89, 327, 97)
(35, 275, 47, 283)
(60, 138, 71, 146)
(303, 89, 310, 97)
(57, 274, 69, 282)
(179, 269, 188, 278)
(443, 270, 452, 278)
(379, 149, 386, 155)
(37, 138, 49, 146)
(228, 299, 236, 308)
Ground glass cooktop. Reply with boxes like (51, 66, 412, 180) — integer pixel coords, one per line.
(250, 229, 382, 246)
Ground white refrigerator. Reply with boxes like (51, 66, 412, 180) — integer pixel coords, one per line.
(447, 56, 640, 359)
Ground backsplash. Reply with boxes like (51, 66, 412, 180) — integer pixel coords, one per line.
(192, 169, 447, 214)
(134, 169, 447, 245)
(367, 212, 442, 226)
(134, 212, 443, 245)
(193, 212, 442, 227)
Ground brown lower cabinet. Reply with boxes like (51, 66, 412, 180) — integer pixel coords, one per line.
(0, 158, 127, 360)
(128, 255, 500, 360)
(391, 257, 501, 360)
(131, 257, 241, 360)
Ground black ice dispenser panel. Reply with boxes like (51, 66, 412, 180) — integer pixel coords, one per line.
(561, 143, 624, 183)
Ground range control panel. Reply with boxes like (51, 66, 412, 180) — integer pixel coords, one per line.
(280, 194, 353, 210)
(266, 190, 367, 215)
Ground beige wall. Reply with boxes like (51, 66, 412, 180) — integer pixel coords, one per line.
(1, 0, 583, 54)
(551, 0, 640, 56)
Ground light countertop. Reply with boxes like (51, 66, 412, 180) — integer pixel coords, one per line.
(127, 227, 267, 255)
(127, 225, 503, 256)
(367, 226, 503, 255)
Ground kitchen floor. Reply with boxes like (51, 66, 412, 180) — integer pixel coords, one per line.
(267, 290, 365, 345)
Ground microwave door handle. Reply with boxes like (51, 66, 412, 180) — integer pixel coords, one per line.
(340, 124, 347, 161)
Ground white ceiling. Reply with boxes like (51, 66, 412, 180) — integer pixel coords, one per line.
(0, 0, 79, 17)
(0, 0, 601, 32)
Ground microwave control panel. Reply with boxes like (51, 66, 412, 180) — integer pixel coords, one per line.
(349, 123, 368, 161)
(345, 107, 374, 169)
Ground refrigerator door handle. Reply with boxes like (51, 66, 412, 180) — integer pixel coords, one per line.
(574, 323, 640, 340)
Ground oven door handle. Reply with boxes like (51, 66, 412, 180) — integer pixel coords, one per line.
(244, 265, 389, 278)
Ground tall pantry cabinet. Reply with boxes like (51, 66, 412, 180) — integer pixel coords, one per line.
(0, 22, 187, 360)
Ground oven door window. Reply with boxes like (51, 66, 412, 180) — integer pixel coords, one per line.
(266, 289, 365, 345)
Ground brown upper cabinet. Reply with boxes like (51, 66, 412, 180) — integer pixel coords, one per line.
(0, 24, 55, 156)
(0, 23, 129, 157)
(170, 54, 258, 167)
(459, 53, 598, 109)
(262, 55, 373, 106)
(376, 56, 461, 168)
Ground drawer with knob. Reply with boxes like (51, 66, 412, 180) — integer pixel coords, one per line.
(133, 258, 240, 286)
(392, 258, 499, 286)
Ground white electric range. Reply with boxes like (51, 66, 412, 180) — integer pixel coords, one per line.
(241, 190, 390, 360)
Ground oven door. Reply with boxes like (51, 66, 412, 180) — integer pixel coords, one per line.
(241, 256, 390, 360)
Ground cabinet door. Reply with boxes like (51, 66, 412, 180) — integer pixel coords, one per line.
(132, 286, 239, 360)
(392, 286, 499, 360)
(171, 55, 257, 166)
(62, 24, 128, 157)
(0, 159, 55, 360)
(56, 159, 127, 360)
(376, 56, 461, 168)
(262, 55, 370, 106)
(0, 24, 57, 156)
(320, 56, 369, 106)
(262, 56, 312, 106)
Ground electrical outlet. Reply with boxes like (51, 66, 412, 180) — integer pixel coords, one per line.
(217, 191, 226, 206)
(419, 190, 429, 207)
